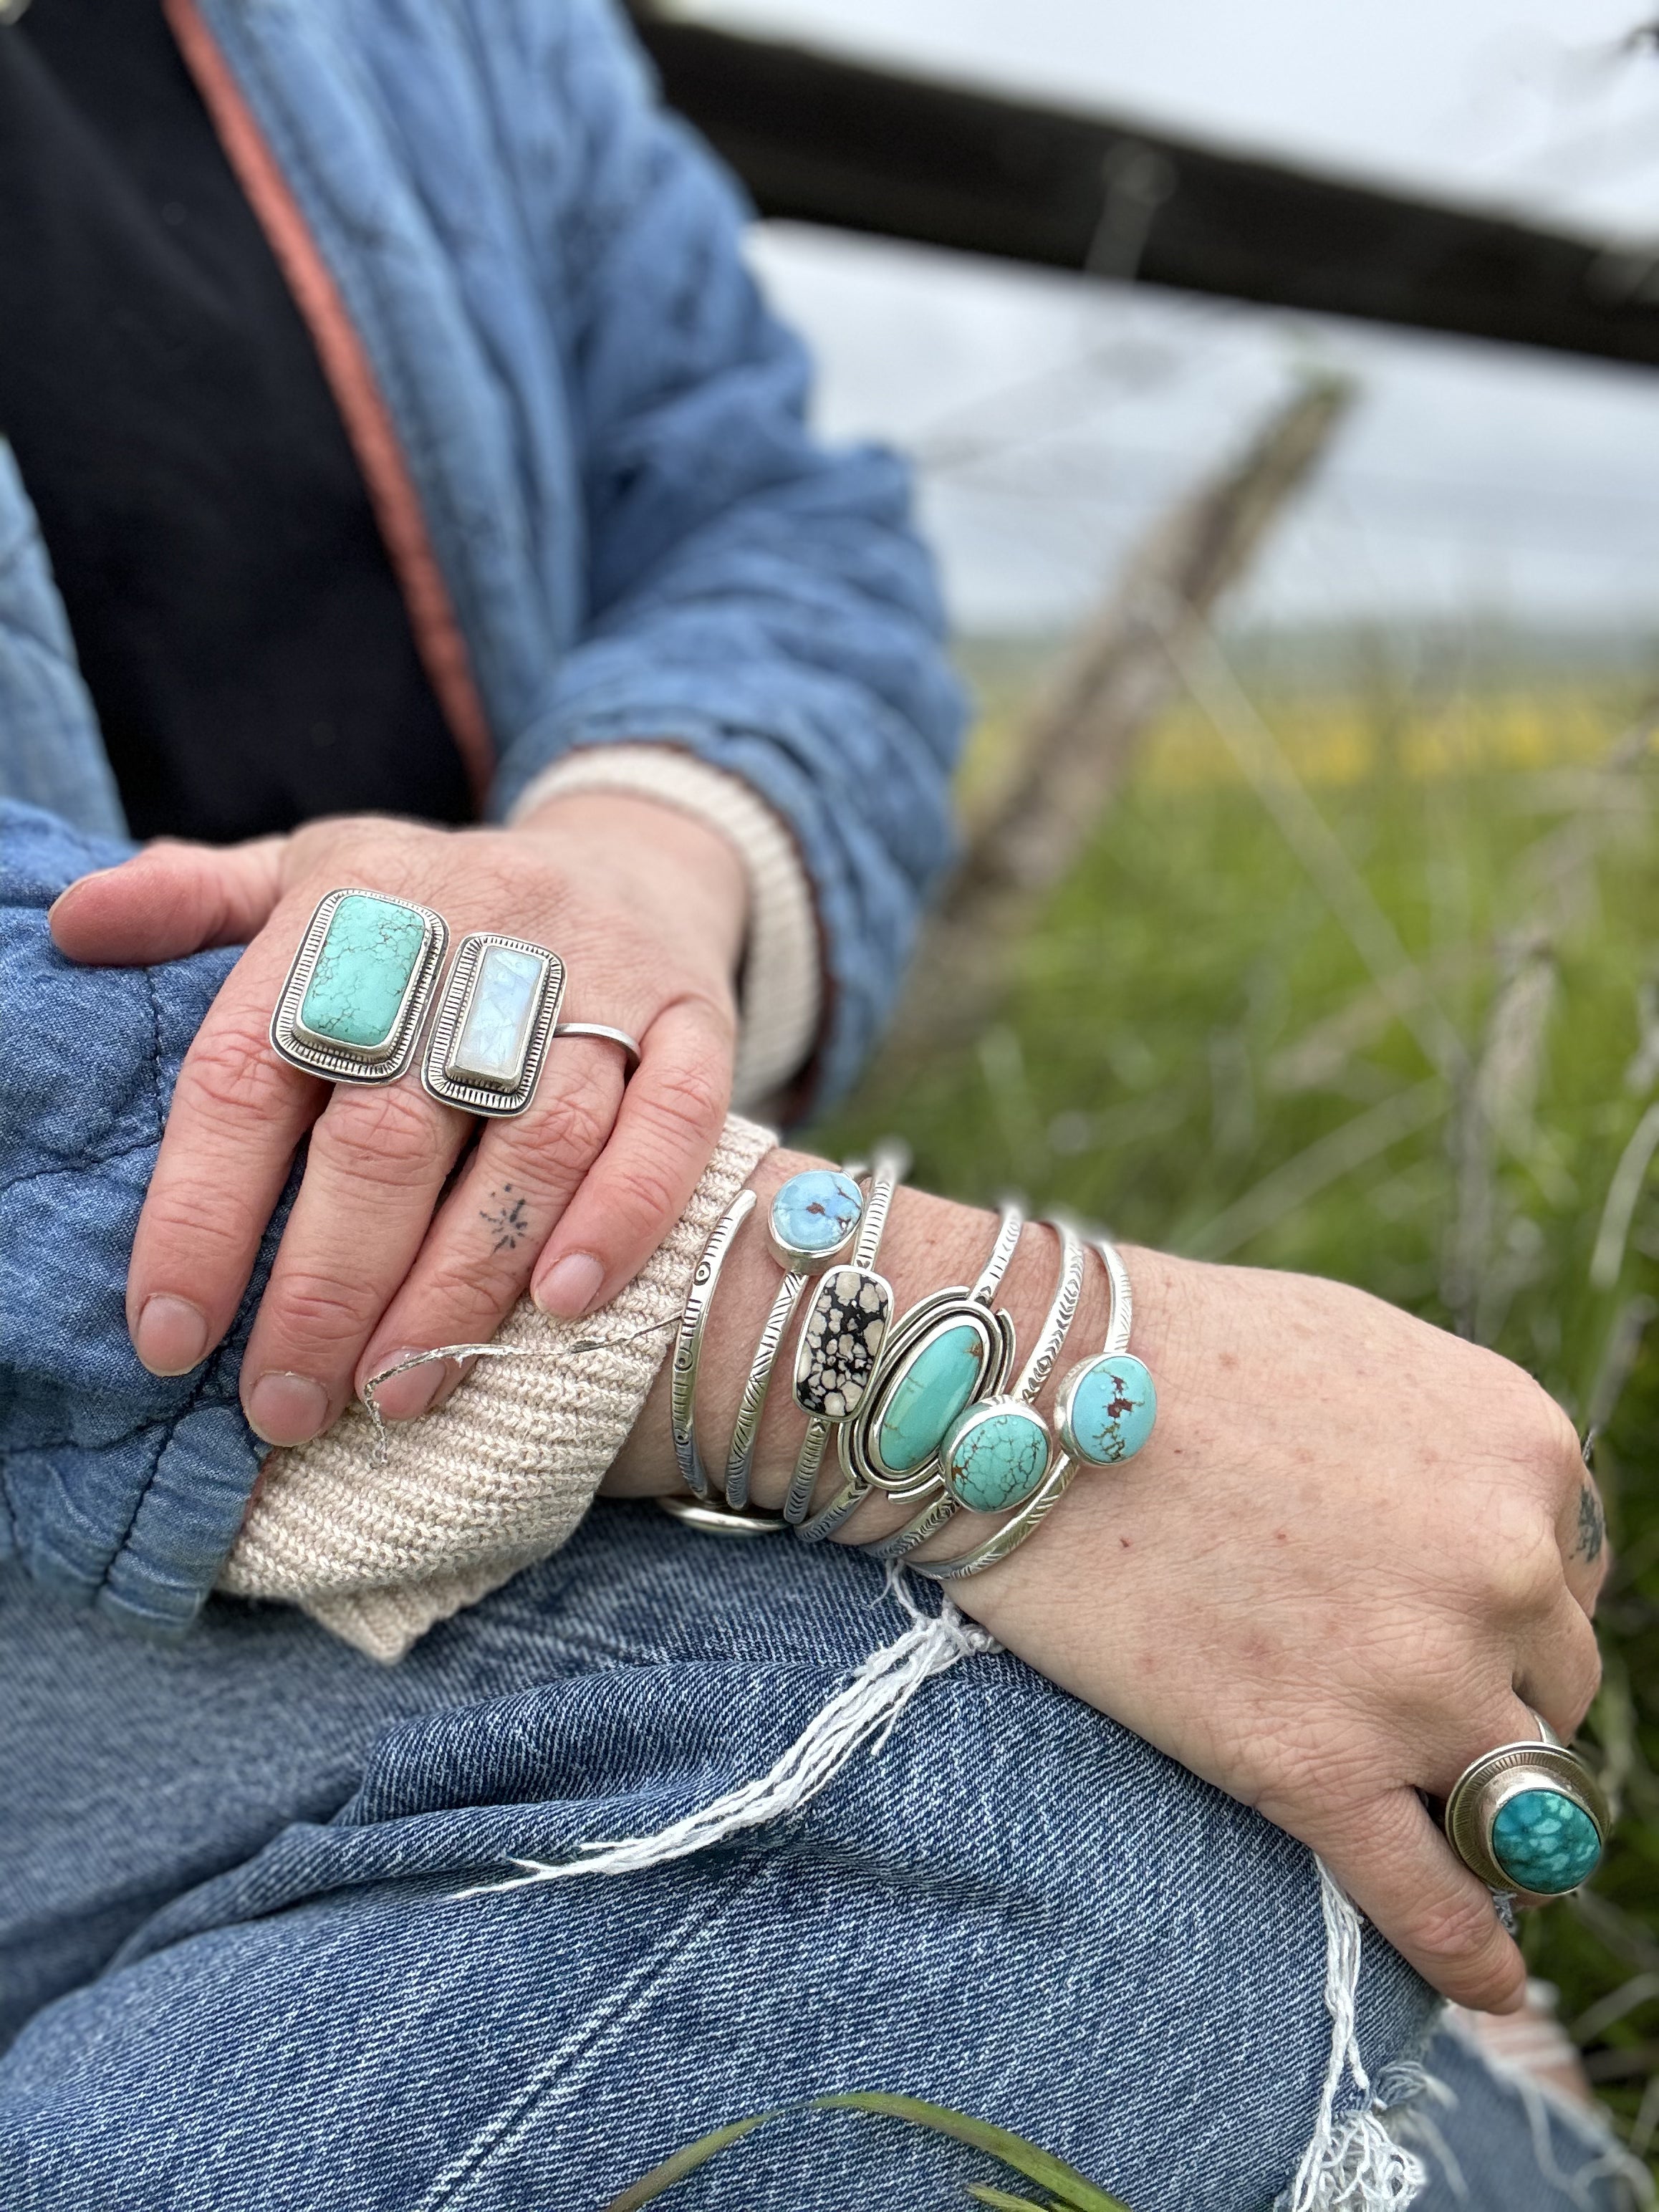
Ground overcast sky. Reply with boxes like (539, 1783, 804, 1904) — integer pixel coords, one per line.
(675, 0, 1659, 633)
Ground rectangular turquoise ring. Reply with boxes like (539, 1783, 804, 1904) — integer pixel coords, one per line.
(420, 931, 567, 1117)
(270, 888, 449, 1085)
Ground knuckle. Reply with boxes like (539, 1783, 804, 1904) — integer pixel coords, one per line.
(603, 1154, 683, 1239)
(183, 1009, 297, 1122)
(1471, 1514, 1561, 1620)
(643, 1050, 731, 1143)
(312, 1087, 442, 1186)
(519, 1080, 617, 1180)
(1409, 1886, 1509, 1979)
(266, 1267, 380, 1347)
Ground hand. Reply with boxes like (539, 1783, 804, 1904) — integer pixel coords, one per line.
(609, 1154, 1607, 2014)
(49, 792, 748, 1442)
(953, 1247, 1607, 2014)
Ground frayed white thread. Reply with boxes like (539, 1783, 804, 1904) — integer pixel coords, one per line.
(452, 1577, 997, 1900)
(360, 1319, 676, 1465)
(1441, 2001, 1654, 2211)
(1285, 1861, 1426, 2212)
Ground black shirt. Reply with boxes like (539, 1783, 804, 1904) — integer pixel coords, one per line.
(0, 0, 472, 842)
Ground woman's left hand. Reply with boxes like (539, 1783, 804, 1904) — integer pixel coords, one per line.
(49, 792, 749, 1441)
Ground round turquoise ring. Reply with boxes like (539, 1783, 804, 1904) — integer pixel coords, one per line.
(1443, 1728, 1610, 1898)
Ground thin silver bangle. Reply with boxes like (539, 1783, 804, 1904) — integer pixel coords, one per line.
(669, 1188, 756, 1501)
(863, 1218, 1084, 1564)
(778, 1144, 907, 1520)
(794, 1197, 1024, 1542)
(913, 1231, 1149, 1582)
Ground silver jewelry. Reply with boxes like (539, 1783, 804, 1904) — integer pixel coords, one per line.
(913, 1228, 1143, 1584)
(776, 1148, 906, 1520)
(271, 888, 447, 1085)
(657, 1494, 788, 1538)
(794, 1200, 1023, 1541)
(1444, 1713, 1610, 1898)
(552, 1021, 642, 1077)
(669, 1188, 756, 1501)
(1054, 1237, 1157, 1465)
(422, 933, 568, 1117)
(868, 1218, 1084, 1562)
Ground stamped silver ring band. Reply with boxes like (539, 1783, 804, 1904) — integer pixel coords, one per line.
(1443, 1710, 1610, 1899)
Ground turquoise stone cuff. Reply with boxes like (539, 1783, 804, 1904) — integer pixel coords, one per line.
(423, 932, 568, 1117)
(271, 888, 448, 1085)
(1443, 1734, 1610, 1897)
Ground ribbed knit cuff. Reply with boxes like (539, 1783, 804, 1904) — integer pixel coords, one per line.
(218, 1115, 779, 1663)
(509, 745, 822, 1110)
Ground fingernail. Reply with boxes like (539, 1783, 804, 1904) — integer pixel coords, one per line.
(366, 1351, 447, 1425)
(245, 1372, 330, 1448)
(535, 1251, 605, 1319)
(134, 1294, 210, 1376)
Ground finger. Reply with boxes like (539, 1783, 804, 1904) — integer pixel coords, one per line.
(531, 996, 734, 1320)
(1558, 1467, 1610, 1617)
(125, 925, 328, 1376)
(50, 837, 288, 964)
(358, 1046, 626, 1419)
(1516, 1595, 1604, 1744)
(1315, 1788, 1527, 2013)
(238, 1077, 471, 1444)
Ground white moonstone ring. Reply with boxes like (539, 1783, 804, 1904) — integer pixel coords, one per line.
(421, 931, 569, 1117)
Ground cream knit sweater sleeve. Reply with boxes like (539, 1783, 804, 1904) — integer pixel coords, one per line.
(217, 1115, 779, 1663)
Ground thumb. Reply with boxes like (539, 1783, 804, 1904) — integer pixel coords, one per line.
(49, 835, 289, 966)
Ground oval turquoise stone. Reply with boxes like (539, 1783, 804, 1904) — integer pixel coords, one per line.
(299, 893, 427, 1052)
(1062, 1354, 1157, 1466)
(874, 1322, 986, 1476)
(770, 1169, 863, 1260)
(1490, 1788, 1602, 1895)
(944, 1404, 1052, 1513)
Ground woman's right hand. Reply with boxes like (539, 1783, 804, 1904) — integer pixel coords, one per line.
(953, 1246, 1606, 2015)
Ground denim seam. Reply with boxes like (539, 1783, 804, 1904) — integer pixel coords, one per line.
(414, 1857, 773, 2211)
(94, 1359, 221, 1597)
(0, 1130, 162, 1201)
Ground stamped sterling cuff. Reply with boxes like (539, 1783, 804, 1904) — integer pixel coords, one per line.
(423, 932, 568, 1117)
(271, 888, 448, 1085)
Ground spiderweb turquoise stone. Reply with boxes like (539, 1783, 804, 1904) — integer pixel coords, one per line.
(769, 1169, 863, 1261)
(943, 1403, 1052, 1513)
(1489, 1788, 1601, 1894)
(298, 894, 426, 1052)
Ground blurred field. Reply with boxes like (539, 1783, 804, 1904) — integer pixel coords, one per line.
(812, 639, 1659, 2155)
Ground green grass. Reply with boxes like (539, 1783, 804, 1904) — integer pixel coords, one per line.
(809, 658, 1659, 2155)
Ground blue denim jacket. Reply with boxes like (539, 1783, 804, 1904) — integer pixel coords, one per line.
(0, 0, 964, 1102)
(0, 0, 963, 1638)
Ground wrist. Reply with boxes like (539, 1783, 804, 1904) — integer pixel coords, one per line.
(516, 787, 749, 978)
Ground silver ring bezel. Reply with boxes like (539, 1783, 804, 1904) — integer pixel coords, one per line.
(1443, 1740, 1610, 1896)
(421, 932, 567, 1117)
(271, 888, 448, 1085)
(840, 1290, 1018, 1496)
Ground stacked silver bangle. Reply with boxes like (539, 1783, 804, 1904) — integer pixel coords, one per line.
(661, 1144, 1158, 1577)
(663, 1148, 906, 1535)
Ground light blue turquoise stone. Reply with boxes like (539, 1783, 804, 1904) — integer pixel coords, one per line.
(1490, 1789, 1602, 1895)
(449, 945, 547, 1085)
(299, 894, 427, 1051)
(874, 1322, 987, 1476)
(771, 1169, 863, 1259)
(945, 1404, 1052, 1513)
(1064, 1354, 1157, 1466)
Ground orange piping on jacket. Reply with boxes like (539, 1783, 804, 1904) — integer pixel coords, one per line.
(162, 0, 496, 809)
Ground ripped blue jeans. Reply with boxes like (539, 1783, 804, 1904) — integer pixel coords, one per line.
(0, 1519, 1641, 2212)
(0, 802, 1642, 2209)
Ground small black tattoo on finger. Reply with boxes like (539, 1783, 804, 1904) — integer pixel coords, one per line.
(1575, 1482, 1605, 1564)
(480, 1183, 531, 1256)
